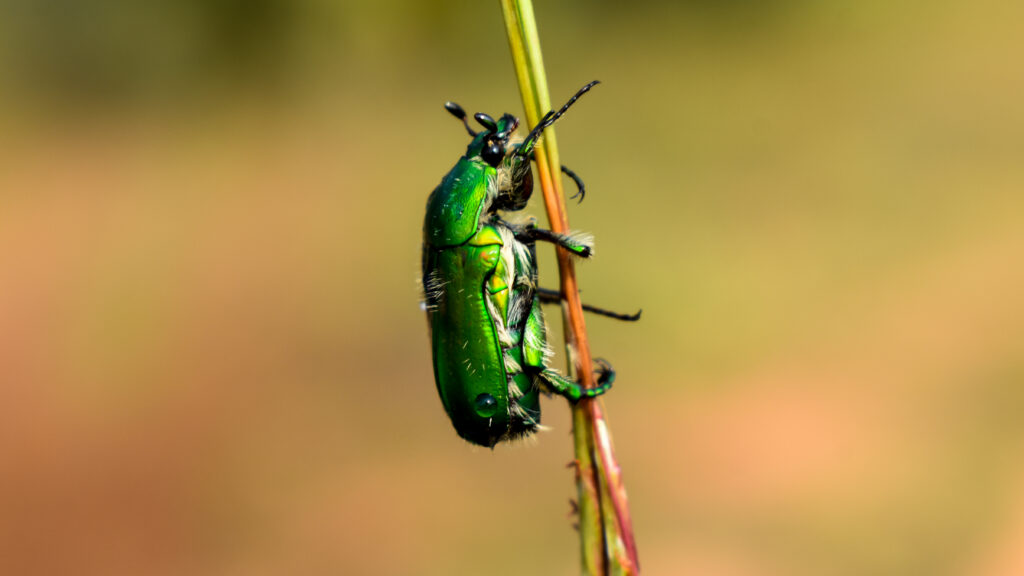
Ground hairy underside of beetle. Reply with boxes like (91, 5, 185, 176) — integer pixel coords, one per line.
(480, 220, 551, 440)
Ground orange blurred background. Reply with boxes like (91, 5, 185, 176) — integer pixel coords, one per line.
(1, 1, 1023, 575)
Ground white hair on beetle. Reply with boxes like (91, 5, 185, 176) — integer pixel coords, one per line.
(495, 224, 535, 331)
(484, 292, 515, 348)
(501, 213, 536, 228)
(501, 429, 541, 448)
(507, 378, 524, 399)
(560, 231, 595, 257)
(497, 229, 516, 312)
(503, 353, 522, 376)
(422, 269, 447, 310)
(495, 162, 512, 196)
(509, 402, 537, 427)
(524, 304, 555, 364)
(481, 174, 498, 212)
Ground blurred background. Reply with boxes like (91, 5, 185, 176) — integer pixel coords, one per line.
(1, 0, 1023, 574)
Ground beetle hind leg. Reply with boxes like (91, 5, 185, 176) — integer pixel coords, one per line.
(506, 372, 541, 435)
(593, 358, 616, 390)
(522, 295, 614, 403)
(537, 360, 614, 402)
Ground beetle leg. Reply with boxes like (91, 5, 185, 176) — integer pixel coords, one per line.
(515, 227, 593, 258)
(509, 142, 586, 203)
(522, 297, 552, 369)
(537, 360, 615, 402)
(560, 165, 586, 203)
(537, 158, 587, 203)
(535, 287, 642, 321)
(522, 297, 615, 402)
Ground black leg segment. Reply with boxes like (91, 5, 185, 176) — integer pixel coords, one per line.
(528, 156, 587, 203)
(561, 165, 586, 203)
(536, 287, 642, 322)
(515, 228, 593, 258)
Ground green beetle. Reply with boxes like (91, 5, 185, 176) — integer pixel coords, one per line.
(422, 81, 638, 447)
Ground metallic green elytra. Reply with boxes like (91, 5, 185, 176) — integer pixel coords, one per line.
(422, 81, 635, 448)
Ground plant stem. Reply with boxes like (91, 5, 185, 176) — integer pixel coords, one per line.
(498, 2, 640, 574)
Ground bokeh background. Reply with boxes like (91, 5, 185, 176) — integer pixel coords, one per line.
(2, 1, 1023, 575)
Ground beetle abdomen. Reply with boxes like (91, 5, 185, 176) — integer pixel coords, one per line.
(426, 240, 512, 446)
(486, 224, 543, 438)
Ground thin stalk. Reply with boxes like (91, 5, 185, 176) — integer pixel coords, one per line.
(498, 2, 640, 574)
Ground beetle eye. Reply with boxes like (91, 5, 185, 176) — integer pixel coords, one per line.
(481, 142, 504, 167)
(474, 393, 499, 417)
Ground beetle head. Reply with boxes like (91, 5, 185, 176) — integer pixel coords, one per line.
(443, 81, 599, 213)
(444, 102, 521, 168)
(444, 105, 534, 211)
(480, 112, 536, 212)
(467, 109, 537, 213)
(469, 113, 520, 169)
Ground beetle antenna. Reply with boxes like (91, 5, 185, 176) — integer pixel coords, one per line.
(445, 102, 477, 137)
(516, 80, 600, 157)
(495, 114, 518, 141)
(474, 113, 498, 133)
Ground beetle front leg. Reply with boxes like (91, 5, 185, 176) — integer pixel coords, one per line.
(510, 142, 587, 203)
(515, 227, 593, 258)
(536, 160, 586, 203)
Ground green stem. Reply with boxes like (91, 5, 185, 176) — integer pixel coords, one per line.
(498, 2, 640, 574)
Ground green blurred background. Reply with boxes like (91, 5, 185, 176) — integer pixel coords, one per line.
(2, 1, 1023, 574)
